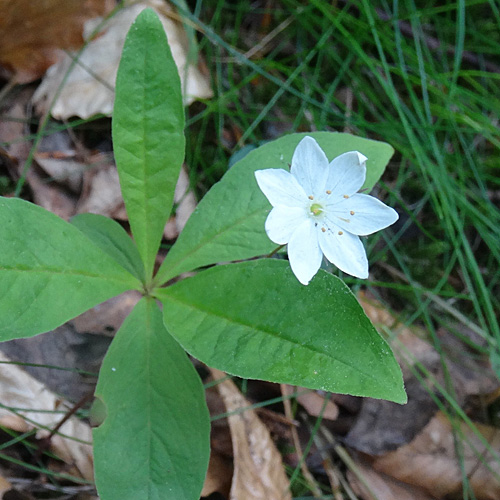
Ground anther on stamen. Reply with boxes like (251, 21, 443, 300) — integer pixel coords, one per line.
(350, 210, 355, 215)
(338, 231, 343, 235)
(326, 190, 332, 194)
(343, 194, 349, 199)
(308, 195, 314, 200)
(321, 227, 326, 232)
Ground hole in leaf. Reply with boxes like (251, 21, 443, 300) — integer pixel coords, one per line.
(89, 396, 108, 428)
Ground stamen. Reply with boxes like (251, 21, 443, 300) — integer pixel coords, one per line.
(343, 194, 349, 199)
(338, 231, 343, 235)
(350, 210, 355, 215)
(308, 195, 314, 200)
(321, 227, 326, 232)
(326, 190, 332, 194)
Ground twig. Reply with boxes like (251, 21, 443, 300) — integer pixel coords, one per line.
(266, 244, 285, 258)
(319, 425, 378, 500)
(310, 432, 344, 500)
(33, 392, 93, 463)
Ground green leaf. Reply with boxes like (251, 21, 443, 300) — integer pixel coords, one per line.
(0, 198, 141, 341)
(154, 132, 393, 285)
(113, 8, 185, 280)
(71, 213, 145, 282)
(93, 297, 210, 500)
(158, 259, 406, 403)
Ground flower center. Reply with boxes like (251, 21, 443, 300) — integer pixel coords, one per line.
(309, 202, 324, 216)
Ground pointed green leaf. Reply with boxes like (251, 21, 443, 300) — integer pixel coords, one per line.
(158, 259, 406, 403)
(0, 198, 141, 341)
(155, 132, 393, 285)
(71, 213, 145, 282)
(93, 298, 210, 500)
(113, 8, 185, 279)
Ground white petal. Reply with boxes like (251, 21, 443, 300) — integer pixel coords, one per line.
(265, 206, 307, 245)
(287, 219, 322, 285)
(319, 228, 368, 278)
(325, 151, 367, 198)
(255, 168, 307, 208)
(326, 193, 399, 236)
(290, 137, 329, 197)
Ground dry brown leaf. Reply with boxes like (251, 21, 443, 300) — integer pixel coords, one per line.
(348, 459, 436, 500)
(287, 385, 338, 421)
(71, 291, 141, 336)
(26, 165, 79, 220)
(0, 352, 93, 480)
(164, 165, 197, 239)
(35, 154, 86, 193)
(374, 411, 500, 500)
(358, 293, 496, 398)
(0, 475, 12, 496)
(345, 293, 499, 456)
(0, 88, 80, 218)
(0, 295, 139, 402)
(211, 369, 292, 500)
(76, 159, 126, 219)
(201, 450, 233, 498)
(75, 155, 195, 226)
(33, 0, 213, 120)
(0, 0, 114, 83)
(0, 88, 33, 170)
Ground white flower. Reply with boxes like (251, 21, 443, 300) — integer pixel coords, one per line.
(255, 136, 399, 285)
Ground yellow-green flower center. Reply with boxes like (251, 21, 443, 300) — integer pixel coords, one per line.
(310, 203, 323, 216)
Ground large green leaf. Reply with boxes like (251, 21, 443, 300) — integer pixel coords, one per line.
(113, 8, 185, 280)
(71, 213, 145, 282)
(0, 198, 140, 341)
(94, 297, 210, 500)
(158, 259, 406, 403)
(154, 132, 393, 285)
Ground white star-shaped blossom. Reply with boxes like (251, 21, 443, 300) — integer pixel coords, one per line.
(254, 136, 399, 285)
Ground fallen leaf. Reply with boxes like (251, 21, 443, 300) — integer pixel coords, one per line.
(345, 293, 499, 455)
(32, 0, 213, 120)
(211, 368, 292, 500)
(0, 88, 79, 218)
(35, 154, 86, 193)
(347, 459, 436, 500)
(0, 88, 33, 171)
(0, 0, 114, 83)
(286, 385, 338, 421)
(374, 411, 500, 500)
(1, 292, 140, 403)
(201, 450, 233, 498)
(76, 158, 126, 219)
(164, 165, 197, 239)
(27, 164, 79, 220)
(0, 352, 93, 480)
(71, 291, 141, 336)
(1, 323, 108, 403)
(0, 475, 12, 496)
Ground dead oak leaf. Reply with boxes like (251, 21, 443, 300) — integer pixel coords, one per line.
(211, 368, 292, 500)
